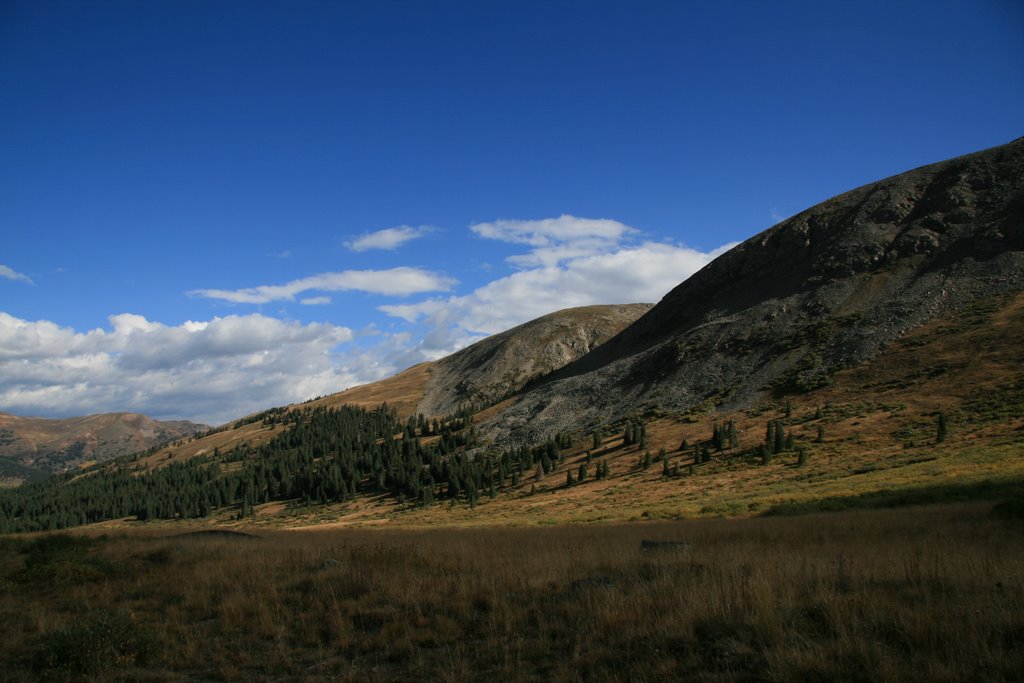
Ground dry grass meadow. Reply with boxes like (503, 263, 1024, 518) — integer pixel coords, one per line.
(2, 502, 1022, 682)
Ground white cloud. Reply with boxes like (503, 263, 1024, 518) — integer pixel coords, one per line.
(345, 225, 432, 252)
(380, 215, 736, 361)
(470, 215, 636, 268)
(0, 312, 381, 424)
(0, 264, 34, 285)
(380, 241, 728, 344)
(300, 296, 332, 305)
(188, 266, 456, 304)
(471, 215, 633, 248)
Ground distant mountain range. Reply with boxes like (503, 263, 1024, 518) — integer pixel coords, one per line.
(0, 412, 208, 485)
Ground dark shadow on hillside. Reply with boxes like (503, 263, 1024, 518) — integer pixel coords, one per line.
(169, 529, 260, 540)
(763, 478, 1024, 517)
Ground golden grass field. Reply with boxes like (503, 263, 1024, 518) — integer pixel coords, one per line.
(1, 502, 1021, 681)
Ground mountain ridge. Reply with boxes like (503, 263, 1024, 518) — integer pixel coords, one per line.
(478, 136, 1024, 446)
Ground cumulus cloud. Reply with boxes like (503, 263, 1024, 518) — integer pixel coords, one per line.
(0, 264, 34, 285)
(300, 296, 331, 305)
(0, 312, 386, 424)
(188, 266, 456, 304)
(345, 225, 432, 252)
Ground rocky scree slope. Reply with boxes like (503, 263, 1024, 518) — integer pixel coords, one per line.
(482, 137, 1024, 446)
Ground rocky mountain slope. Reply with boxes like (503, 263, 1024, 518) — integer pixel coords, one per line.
(0, 412, 207, 482)
(415, 303, 653, 416)
(481, 137, 1024, 445)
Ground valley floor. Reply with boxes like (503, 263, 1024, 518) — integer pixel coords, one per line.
(1, 501, 1022, 681)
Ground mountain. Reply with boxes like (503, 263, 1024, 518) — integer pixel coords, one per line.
(2, 139, 1022, 530)
(480, 137, 1024, 445)
(0, 412, 208, 484)
(415, 303, 653, 416)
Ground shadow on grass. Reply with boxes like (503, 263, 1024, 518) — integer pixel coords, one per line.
(763, 478, 1024, 516)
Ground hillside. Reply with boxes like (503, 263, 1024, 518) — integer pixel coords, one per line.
(480, 137, 1024, 445)
(0, 412, 207, 485)
(415, 303, 653, 416)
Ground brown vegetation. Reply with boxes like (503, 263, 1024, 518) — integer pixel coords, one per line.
(1, 502, 1021, 681)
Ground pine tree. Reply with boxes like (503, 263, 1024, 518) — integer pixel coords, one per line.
(937, 412, 948, 443)
(797, 447, 808, 467)
(712, 422, 723, 451)
(566, 470, 575, 487)
(593, 430, 602, 450)
(643, 451, 652, 470)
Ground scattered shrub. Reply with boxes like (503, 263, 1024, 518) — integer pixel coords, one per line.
(35, 609, 157, 675)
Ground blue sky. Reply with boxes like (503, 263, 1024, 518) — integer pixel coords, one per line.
(1, 0, 1022, 424)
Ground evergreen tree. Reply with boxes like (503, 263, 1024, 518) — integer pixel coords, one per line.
(728, 421, 739, 449)
(937, 412, 948, 443)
